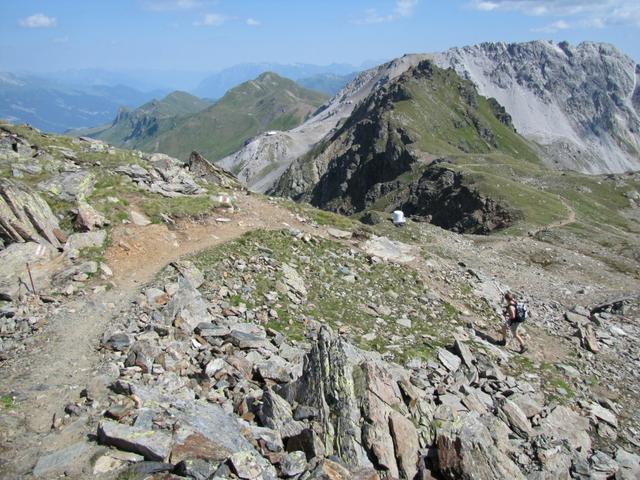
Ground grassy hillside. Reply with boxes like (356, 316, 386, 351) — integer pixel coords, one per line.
(68, 91, 211, 148)
(75, 73, 328, 163)
(149, 72, 327, 161)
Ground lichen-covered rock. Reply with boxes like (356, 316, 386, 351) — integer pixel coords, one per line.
(0, 178, 62, 249)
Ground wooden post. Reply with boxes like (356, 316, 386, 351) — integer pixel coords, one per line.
(26, 262, 37, 296)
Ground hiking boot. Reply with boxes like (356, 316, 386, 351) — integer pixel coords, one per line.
(498, 339, 507, 346)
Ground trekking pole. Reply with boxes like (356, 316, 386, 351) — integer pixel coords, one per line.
(26, 262, 37, 297)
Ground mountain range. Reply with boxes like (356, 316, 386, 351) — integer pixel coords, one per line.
(223, 41, 640, 197)
(0, 72, 164, 133)
(73, 73, 328, 163)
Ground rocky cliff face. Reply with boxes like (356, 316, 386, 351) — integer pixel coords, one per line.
(272, 60, 531, 233)
(430, 41, 640, 173)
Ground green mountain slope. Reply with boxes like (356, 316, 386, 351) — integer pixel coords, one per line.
(68, 90, 211, 147)
(77, 73, 328, 162)
(149, 72, 328, 161)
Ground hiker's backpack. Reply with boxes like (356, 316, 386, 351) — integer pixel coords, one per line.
(514, 302, 528, 322)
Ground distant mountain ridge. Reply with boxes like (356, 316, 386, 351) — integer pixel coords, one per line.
(0, 72, 163, 133)
(194, 62, 365, 98)
(74, 72, 328, 163)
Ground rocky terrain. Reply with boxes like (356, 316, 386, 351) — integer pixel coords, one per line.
(222, 41, 640, 195)
(0, 122, 639, 480)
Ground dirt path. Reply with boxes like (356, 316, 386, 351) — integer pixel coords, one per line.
(534, 196, 576, 234)
(0, 194, 309, 478)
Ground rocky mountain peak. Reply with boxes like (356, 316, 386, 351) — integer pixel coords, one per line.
(431, 40, 640, 173)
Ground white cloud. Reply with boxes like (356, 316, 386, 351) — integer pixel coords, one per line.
(469, 1, 640, 28)
(143, 0, 204, 11)
(246, 18, 261, 27)
(395, 0, 418, 17)
(194, 13, 227, 26)
(354, 0, 419, 25)
(19, 13, 57, 28)
(531, 19, 572, 32)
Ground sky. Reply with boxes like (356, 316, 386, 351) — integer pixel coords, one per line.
(0, 0, 638, 74)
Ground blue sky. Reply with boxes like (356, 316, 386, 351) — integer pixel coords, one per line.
(1, 0, 638, 73)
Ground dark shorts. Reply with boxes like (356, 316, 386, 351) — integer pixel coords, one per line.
(503, 318, 522, 333)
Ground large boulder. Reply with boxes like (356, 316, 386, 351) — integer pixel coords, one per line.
(188, 151, 242, 189)
(0, 178, 63, 249)
(435, 412, 526, 479)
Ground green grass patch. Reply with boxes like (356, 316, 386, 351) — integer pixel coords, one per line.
(0, 395, 15, 410)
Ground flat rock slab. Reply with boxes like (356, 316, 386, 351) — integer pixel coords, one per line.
(538, 406, 591, 455)
(129, 210, 151, 226)
(361, 236, 415, 263)
(438, 348, 461, 372)
(327, 228, 352, 239)
(65, 230, 107, 251)
(589, 403, 618, 428)
(33, 441, 94, 478)
(98, 420, 173, 461)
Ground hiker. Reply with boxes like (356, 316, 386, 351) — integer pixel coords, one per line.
(500, 292, 527, 353)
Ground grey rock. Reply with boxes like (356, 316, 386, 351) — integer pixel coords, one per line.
(125, 461, 174, 476)
(103, 333, 131, 351)
(437, 348, 461, 372)
(32, 441, 93, 478)
(590, 451, 619, 477)
(615, 448, 640, 480)
(97, 420, 173, 461)
(538, 406, 591, 456)
(0, 178, 63, 248)
(258, 389, 305, 439)
(164, 277, 211, 332)
(228, 451, 264, 480)
(188, 150, 241, 188)
(589, 403, 618, 428)
(129, 209, 151, 226)
(38, 170, 95, 201)
(389, 410, 420, 480)
(175, 458, 220, 480)
(435, 411, 526, 479)
(75, 201, 108, 231)
(454, 338, 475, 369)
(578, 324, 599, 353)
(0, 242, 57, 300)
(498, 398, 532, 439)
(64, 230, 106, 252)
(282, 264, 307, 296)
(281, 451, 308, 477)
(173, 260, 205, 289)
(565, 311, 590, 327)
(509, 392, 544, 418)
